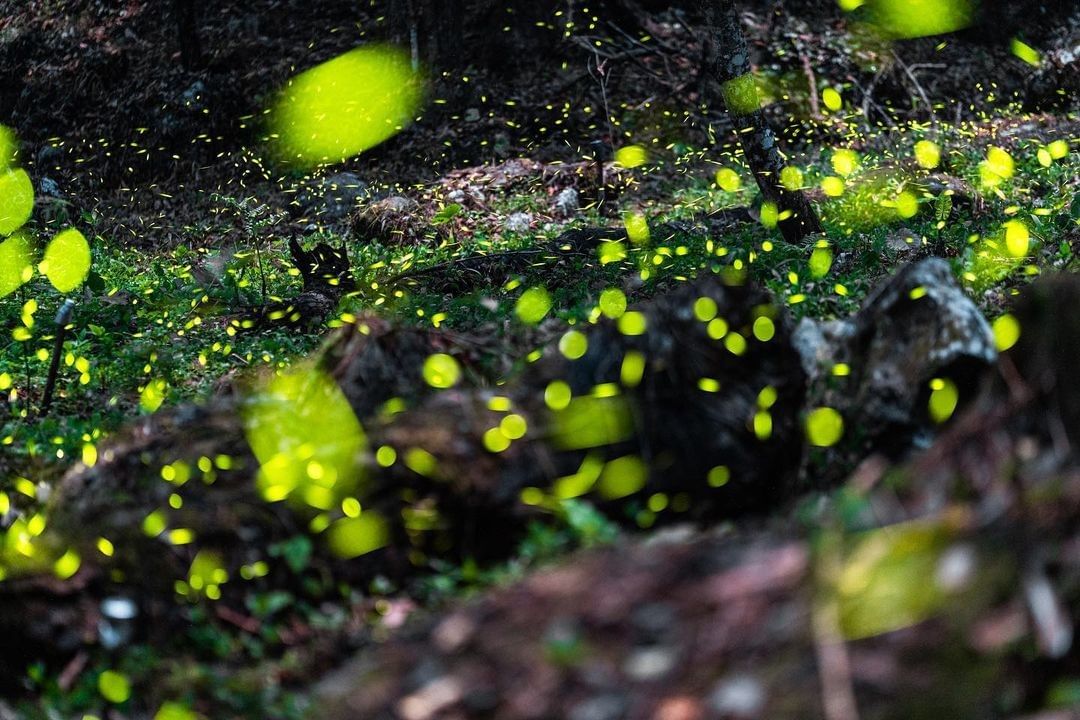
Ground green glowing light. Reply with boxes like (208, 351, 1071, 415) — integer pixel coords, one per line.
(0, 168, 34, 237)
(715, 167, 742, 192)
(620, 351, 646, 387)
(1047, 140, 1068, 159)
(423, 353, 461, 388)
(821, 176, 845, 197)
(694, 296, 718, 322)
(558, 330, 589, 360)
(753, 316, 776, 342)
(914, 140, 941, 169)
(154, 702, 199, 720)
(550, 396, 634, 450)
(781, 165, 804, 190)
(599, 288, 627, 318)
(806, 407, 844, 447)
(928, 378, 959, 424)
(327, 513, 389, 558)
(836, 520, 958, 639)
(895, 190, 919, 219)
(40, 228, 91, 292)
(822, 87, 842, 112)
(707, 465, 731, 487)
(992, 314, 1021, 352)
(0, 125, 17, 171)
(721, 73, 759, 115)
(617, 311, 648, 336)
(724, 332, 747, 356)
(245, 366, 366, 506)
(760, 201, 778, 229)
(140, 378, 168, 413)
(864, 0, 974, 39)
(1003, 220, 1029, 258)
(980, 146, 1014, 188)
(809, 244, 834, 278)
(597, 455, 648, 499)
(98, 670, 131, 704)
(831, 149, 859, 177)
(0, 231, 34, 298)
(1011, 38, 1041, 66)
(53, 549, 81, 579)
(614, 145, 647, 168)
(269, 45, 424, 168)
(516, 286, 552, 324)
(754, 411, 773, 439)
(623, 211, 650, 244)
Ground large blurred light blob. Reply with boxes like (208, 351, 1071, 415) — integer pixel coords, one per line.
(835, 520, 965, 639)
(550, 396, 634, 450)
(980, 146, 1015, 188)
(327, 513, 389, 558)
(269, 45, 424, 168)
(0, 231, 35, 298)
(862, 0, 975, 39)
(1003, 220, 1029, 258)
(0, 168, 34, 236)
(715, 167, 742, 192)
(0, 125, 17, 171)
(140, 378, 169, 413)
(614, 145, 647, 169)
(914, 140, 941, 169)
(40, 228, 91, 292)
(721, 74, 760, 116)
(245, 365, 367, 507)
(597, 455, 648, 500)
(516, 286, 552, 325)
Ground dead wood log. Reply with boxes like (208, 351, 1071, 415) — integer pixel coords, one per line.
(314, 274, 1080, 720)
(0, 261, 998, 687)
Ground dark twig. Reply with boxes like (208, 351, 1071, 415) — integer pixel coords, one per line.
(41, 298, 76, 414)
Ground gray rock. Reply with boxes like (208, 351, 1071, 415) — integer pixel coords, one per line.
(885, 228, 920, 257)
(553, 186, 580, 217)
(798, 259, 996, 465)
(37, 144, 62, 168)
(446, 185, 486, 207)
(299, 172, 369, 221)
(568, 693, 628, 720)
(38, 176, 61, 197)
(708, 674, 765, 718)
(622, 646, 677, 680)
(630, 602, 677, 641)
(504, 211, 533, 233)
(791, 317, 853, 380)
(180, 80, 207, 110)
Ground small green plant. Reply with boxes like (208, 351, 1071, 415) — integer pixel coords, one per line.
(211, 193, 287, 307)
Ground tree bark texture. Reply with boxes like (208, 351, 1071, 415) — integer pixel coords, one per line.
(698, 0, 823, 243)
(388, 0, 467, 71)
(173, 0, 202, 70)
(313, 275, 1080, 718)
(0, 257, 1007, 689)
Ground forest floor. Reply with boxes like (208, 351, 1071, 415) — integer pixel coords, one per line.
(1, 0, 1080, 718)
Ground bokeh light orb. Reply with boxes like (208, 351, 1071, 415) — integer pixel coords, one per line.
(269, 45, 424, 169)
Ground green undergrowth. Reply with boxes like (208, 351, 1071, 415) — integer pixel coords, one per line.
(2, 116, 1077, 489)
(2, 114, 1078, 718)
(16, 499, 619, 719)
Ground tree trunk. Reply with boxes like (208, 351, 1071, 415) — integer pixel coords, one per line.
(173, 0, 202, 70)
(431, 0, 465, 70)
(698, 0, 823, 243)
(388, 0, 466, 71)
